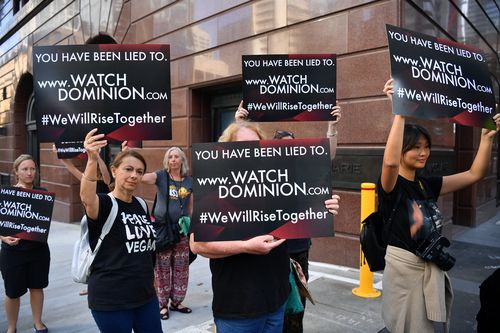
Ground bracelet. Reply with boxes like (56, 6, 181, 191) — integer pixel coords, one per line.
(327, 130, 337, 137)
(82, 174, 97, 182)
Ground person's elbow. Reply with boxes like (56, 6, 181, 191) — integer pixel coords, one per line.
(189, 234, 203, 255)
(382, 158, 399, 170)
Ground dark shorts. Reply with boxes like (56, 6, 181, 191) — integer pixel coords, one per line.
(0, 245, 50, 298)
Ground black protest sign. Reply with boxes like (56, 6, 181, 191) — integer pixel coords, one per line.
(0, 187, 55, 242)
(386, 25, 496, 129)
(191, 138, 333, 241)
(242, 54, 336, 122)
(33, 44, 171, 143)
(54, 141, 86, 159)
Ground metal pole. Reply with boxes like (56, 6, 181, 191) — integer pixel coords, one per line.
(352, 182, 381, 298)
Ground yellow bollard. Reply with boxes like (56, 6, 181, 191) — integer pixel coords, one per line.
(352, 182, 381, 298)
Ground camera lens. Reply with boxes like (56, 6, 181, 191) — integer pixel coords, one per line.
(435, 251, 456, 271)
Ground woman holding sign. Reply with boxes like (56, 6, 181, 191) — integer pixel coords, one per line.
(190, 121, 341, 333)
(0, 154, 50, 333)
(379, 79, 500, 333)
(80, 129, 162, 333)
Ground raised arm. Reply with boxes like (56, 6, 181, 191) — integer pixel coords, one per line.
(141, 172, 157, 185)
(380, 79, 405, 193)
(327, 103, 341, 159)
(52, 144, 83, 181)
(190, 234, 285, 259)
(440, 114, 500, 195)
(97, 155, 111, 185)
(234, 100, 249, 121)
(80, 129, 107, 220)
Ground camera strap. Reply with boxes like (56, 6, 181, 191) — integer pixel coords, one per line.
(417, 179, 439, 231)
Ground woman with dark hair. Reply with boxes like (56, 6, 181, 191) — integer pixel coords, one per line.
(138, 146, 193, 320)
(80, 129, 162, 333)
(379, 79, 500, 332)
(0, 154, 50, 333)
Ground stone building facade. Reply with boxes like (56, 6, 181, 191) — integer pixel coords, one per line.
(0, 0, 497, 267)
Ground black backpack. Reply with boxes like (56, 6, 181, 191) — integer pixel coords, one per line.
(360, 191, 402, 272)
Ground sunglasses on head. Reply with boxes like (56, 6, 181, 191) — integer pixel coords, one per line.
(273, 130, 295, 139)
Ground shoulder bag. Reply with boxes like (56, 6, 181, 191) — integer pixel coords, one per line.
(153, 175, 180, 252)
(360, 190, 402, 272)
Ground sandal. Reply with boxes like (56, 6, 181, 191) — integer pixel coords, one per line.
(169, 303, 192, 314)
(33, 324, 48, 333)
(160, 307, 169, 320)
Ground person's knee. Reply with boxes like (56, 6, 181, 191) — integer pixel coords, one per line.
(29, 288, 43, 293)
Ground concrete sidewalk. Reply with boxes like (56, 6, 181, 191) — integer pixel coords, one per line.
(1, 210, 499, 332)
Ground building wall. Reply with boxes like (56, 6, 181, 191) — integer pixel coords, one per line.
(0, 0, 497, 267)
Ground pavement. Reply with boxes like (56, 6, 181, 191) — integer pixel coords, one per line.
(1, 210, 499, 333)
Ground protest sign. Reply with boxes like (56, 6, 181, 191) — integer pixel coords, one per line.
(386, 24, 496, 129)
(242, 54, 336, 122)
(0, 187, 55, 242)
(54, 141, 86, 159)
(191, 138, 333, 241)
(33, 44, 171, 143)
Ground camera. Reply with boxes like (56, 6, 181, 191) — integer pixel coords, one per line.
(415, 230, 456, 271)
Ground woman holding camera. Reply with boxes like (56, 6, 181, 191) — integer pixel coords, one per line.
(380, 79, 499, 333)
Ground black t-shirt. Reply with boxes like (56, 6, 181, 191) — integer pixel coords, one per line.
(96, 180, 109, 194)
(1, 186, 49, 252)
(377, 175, 443, 253)
(87, 194, 156, 311)
(153, 170, 193, 223)
(286, 238, 311, 254)
(210, 242, 290, 319)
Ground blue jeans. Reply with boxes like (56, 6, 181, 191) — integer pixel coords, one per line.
(215, 303, 286, 333)
(91, 297, 163, 333)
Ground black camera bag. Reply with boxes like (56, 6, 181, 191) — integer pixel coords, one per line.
(360, 191, 402, 272)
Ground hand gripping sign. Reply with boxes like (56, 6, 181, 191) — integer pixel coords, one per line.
(386, 24, 496, 129)
(0, 187, 55, 242)
(191, 138, 334, 242)
(33, 44, 172, 143)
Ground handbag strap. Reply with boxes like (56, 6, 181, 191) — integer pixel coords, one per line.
(93, 193, 119, 254)
(382, 189, 403, 244)
(166, 171, 171, 223)
(135, 196, 147, 214)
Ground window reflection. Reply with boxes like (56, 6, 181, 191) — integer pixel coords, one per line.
(403, 0, 499, 99)
(13, 0, 29, 14)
